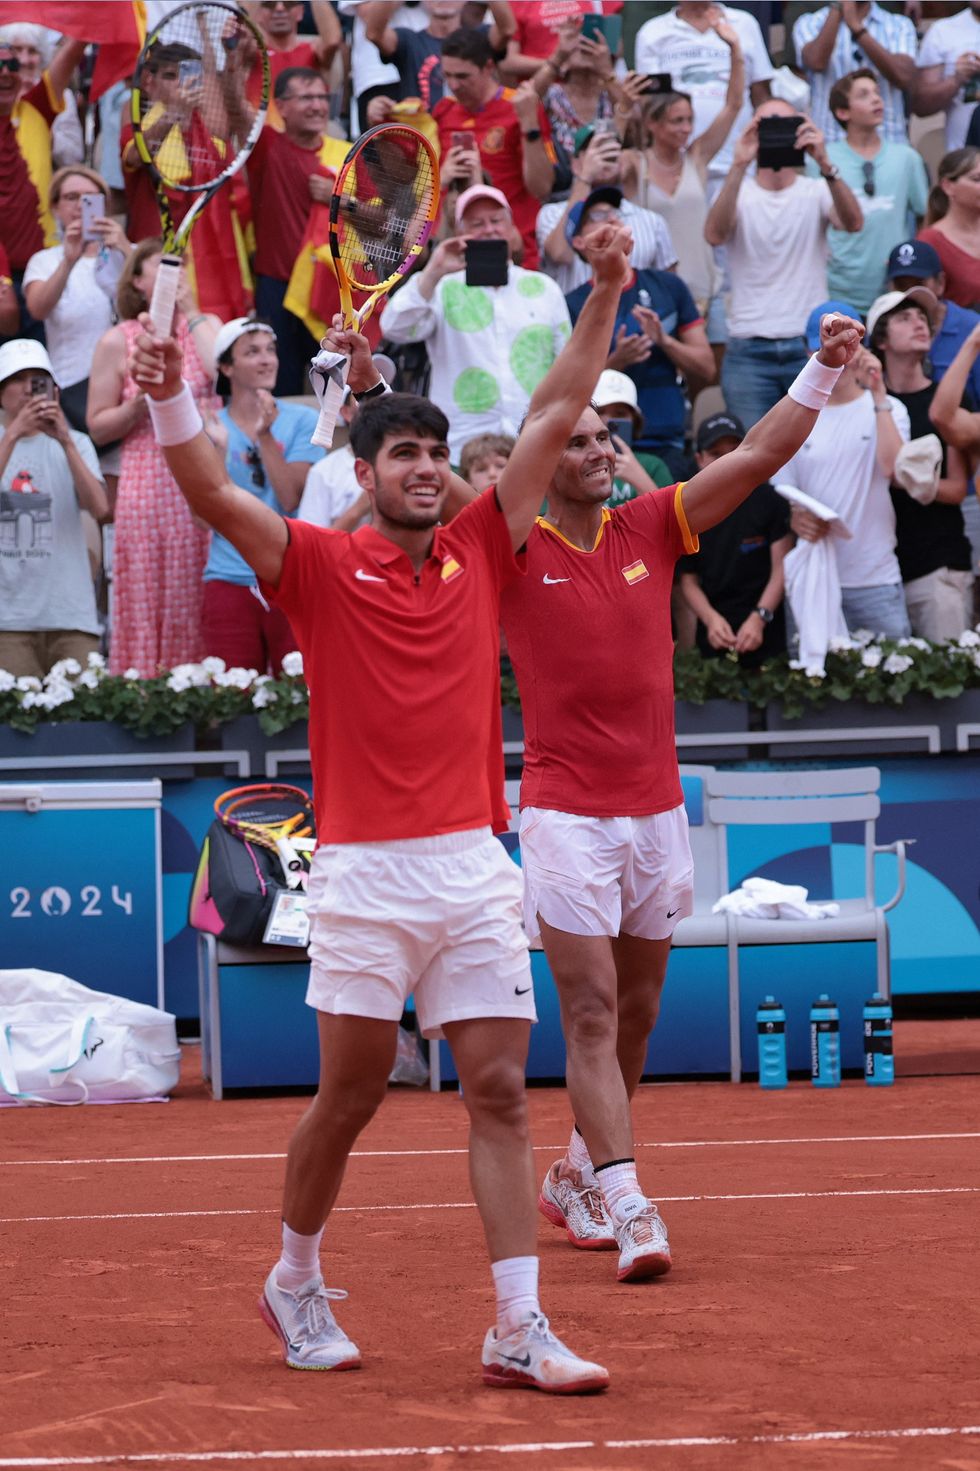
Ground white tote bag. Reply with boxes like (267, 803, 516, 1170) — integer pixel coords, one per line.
(0, 968, 181, 1106)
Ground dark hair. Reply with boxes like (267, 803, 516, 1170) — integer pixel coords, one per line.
(116, 237, 164, 321)
(828, 67, 877, 125)
(349, 393, 450, 465)
(926, 147, 980, 225)
(275, 65, 323, 100)
(441, 27, 494, 69)
(869, 300, 931, 355)
(217, 317, 276, 370)
(146, 41, 200, 71)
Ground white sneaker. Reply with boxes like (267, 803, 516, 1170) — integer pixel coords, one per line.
(482, 1312, 609, 1394)
(258, 1269, 361, 1371)
(614, 1203, 672, 1282)
(538, 1159, 616, 1250)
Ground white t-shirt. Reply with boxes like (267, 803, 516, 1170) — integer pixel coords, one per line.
(0, 426, 102, 634)
(339, 1, 428, 102)
(726, 176, 833, 339)
(779, 393, 910, 589)
(535, 198, 676, 295)
(634, 4, 774, 179)
(917, 6, 980, 152)
(21, 248, 115, 389)
(298, 443, 365, 527)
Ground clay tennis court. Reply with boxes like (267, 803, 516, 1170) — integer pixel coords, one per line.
(4, 1023, 980, 1471)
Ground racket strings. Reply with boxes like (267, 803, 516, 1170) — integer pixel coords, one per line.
(335, 128, 437, 291)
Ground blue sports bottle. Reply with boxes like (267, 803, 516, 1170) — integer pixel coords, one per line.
(810, 995, 841, 1087)
(863, 994, 894, 1086)
(756, 996, 788, 1089)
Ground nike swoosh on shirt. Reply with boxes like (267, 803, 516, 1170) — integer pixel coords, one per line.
(355, 569, 386, 582)
(514, 985, 532, 996)
(542, 574, 570, 584)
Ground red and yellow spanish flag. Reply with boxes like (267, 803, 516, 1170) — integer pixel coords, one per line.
(0, 2, 146, 100)
(284, 181, 383, 351)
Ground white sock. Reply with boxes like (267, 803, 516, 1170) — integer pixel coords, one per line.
(275, 1222, 324, 1292)
(595, 1159, 647, 1224)
(566, 1125, 593, 1174)
(491, 1255, 540, 1338)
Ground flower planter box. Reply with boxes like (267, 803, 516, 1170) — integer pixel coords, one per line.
(674, 700, 751, 762)
(217, 715, 309, 779)
(764, 695, 956, 758)
(0, 720, 196, 781)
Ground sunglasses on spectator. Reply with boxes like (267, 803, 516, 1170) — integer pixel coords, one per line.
(0, 55, 21, 73)
(245, 447, 266, 488)
(862, 160, 875, 197)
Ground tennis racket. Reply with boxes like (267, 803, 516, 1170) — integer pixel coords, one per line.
(313, 123, 439, 442)
(215, 784, 316, 890)
(130, 0, 269, 338)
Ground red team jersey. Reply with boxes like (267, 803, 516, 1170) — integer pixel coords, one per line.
(262, 491, 520, 843)
(500, 486, 697, 818)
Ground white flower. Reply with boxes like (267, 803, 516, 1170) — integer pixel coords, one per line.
(21, 690, 40, 708)
(0, 669, 15, 692)
(86, 651, 106, 670)
(167, 662, 210, 688)
(252, 685, 279, 708)
(201, 656, 227, 676)
(883, 653, 913, 675)
(289, 687, 305, 704)
(76, 670, 100, 690)
(828, 636, 853, 653)
(123, 667, 142, 681)
(281, 651, 304, 677)
(47, 658, 81, 681)
(861, 646, 883, 669)
(16, 676, 42, 691)
(957, 629, 980, 648)
(852, 628, 876, 647)
(214, 666, 258, 689)
(166, 670, 193, 693)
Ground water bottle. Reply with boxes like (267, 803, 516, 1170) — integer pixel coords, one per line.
(863, 994, 894, 1086)
(810, 995, 841, 1087)
(756, 996, 787, 1088)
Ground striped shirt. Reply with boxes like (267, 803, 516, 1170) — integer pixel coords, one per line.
(793, 3, 917, 144)
(536, 199, 677, 296)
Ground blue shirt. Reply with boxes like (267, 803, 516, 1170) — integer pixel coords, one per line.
(565, 268, 701, 449)
(931, 298, 980, 408)
(205, 401, 323, 585)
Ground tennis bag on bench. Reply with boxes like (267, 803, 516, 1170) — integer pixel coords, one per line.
(189, 784, 315, 946)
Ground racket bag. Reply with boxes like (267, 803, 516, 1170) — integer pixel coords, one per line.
(188, 817, 285, 946)
(0, 968, 180, 1106)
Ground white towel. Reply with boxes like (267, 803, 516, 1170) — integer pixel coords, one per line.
(775, 484, 852, 677)
(713, 877, 840, 921)
(308, 348, 350, 449)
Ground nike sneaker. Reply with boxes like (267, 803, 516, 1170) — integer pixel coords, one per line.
(481, 1312, 609, 1393)
(538, 1159, 616, 1249)
(613, 1202, 672, 1282)
(258, 1269, 361, 1371)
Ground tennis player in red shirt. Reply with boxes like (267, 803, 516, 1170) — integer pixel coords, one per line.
(131, 224, 633, 1393)
(498, 309, 863, 1284)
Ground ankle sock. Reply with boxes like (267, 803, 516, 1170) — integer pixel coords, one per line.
(275, 1221, 324, 1292)
(491, 1255, 540, 1338)
(594, 1159, 647, 1224)
(565, 1124, 593, 1174)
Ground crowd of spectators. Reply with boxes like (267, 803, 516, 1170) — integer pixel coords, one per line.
(3, 0, 980, 683)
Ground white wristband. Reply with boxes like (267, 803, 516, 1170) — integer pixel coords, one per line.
(788, 354, 843, 411)
(147, 381, 204, 446)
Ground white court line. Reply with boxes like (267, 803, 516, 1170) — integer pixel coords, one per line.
(5, 1130, 980, 1169)
(4, 1185, 979, 1226)
(1, 1424, 980, 1466)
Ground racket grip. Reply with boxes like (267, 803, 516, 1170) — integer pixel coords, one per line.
(149, 255, 181, 340)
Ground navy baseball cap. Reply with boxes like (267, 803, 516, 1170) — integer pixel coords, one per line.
(887, 239, 942, 281)
(565, 186, 623, 245)
(804, 300, 864, 352)
(696, 411, 746, 453)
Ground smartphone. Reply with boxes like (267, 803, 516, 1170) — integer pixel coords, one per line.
(644, 72, 674, 96)
(452, 130, 479, 154)
(607, 417, 633, 449)
(592, 117, 619, 139)
(80, 191, 105, 243)
(465, 238, 508, 288)
(757, 114, 806, 170)
(581, 12, 622, 52)
(30, 375, 55, 400)
(178, 58, 204, 89)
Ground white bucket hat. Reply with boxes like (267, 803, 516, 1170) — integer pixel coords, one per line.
(0, 339, 57, 389)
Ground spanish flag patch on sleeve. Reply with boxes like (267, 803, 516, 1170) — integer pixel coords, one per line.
(441, 557, 464, 583)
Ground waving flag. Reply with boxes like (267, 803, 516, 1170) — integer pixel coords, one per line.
(0, 2, 146, 99)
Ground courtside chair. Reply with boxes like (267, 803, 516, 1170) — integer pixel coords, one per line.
(689, 767, 910, 1082)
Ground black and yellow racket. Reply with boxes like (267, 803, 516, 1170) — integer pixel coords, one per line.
(130, 0, 269, 337)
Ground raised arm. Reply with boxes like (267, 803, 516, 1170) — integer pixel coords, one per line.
(45, 37, 87, 104)
(362, 2, 399, 60)
(680, 313, 863, 535)
(130, 317, 288, 585)
(691, 19, 745, 168)
(495, 222, 632, 548)
(704, 119, 755, 245)
(929, 323, 980, 453)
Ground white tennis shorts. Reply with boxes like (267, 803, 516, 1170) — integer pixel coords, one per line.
(518, 805, 694, 945)
(305, 826, 535, 1039)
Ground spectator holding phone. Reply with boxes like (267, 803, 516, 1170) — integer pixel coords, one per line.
(591, 368, 673, 506)
(502, 1, 621, 83)
(527, 13, 622, 161)
(705, 100, 863, 428)
(380, 184, 571, 462)
(913, 5, 980, 154)
(679, 411, 791, 666)
(793, 2, 917, 145)
(0, 340, 108, 679)
(362, 2, 514, 119)
(566, 187, 714, 477)
(434, 28, 555, 269)
(917, 149, 980, 312)
(818, 70, 929, 312)
(537, 125, 677, 295)
(634, 3, 774, 188)
(22, 168, 131, 434)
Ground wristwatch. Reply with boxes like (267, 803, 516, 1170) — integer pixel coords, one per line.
(352, 379, 390, 403)
(755, 606, 774, 625)
(821, 164, 841, 182)
(523, 128, 542, 142)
